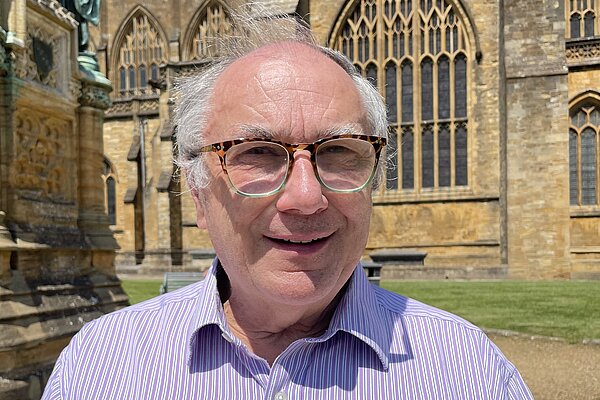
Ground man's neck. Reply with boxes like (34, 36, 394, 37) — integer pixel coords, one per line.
(215, 265, 348, 366)
(223, 291, 344, 366)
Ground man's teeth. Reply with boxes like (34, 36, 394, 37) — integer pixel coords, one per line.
(281, 237, 325, 244)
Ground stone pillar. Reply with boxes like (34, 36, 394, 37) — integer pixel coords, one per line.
(77, 52, 119, 274)
(503, 0, 571, 278)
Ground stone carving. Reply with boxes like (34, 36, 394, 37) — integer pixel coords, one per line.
(566, 39, 600, 65)
(10, 112, 72, 202)
(106, 100, 133, 115)
(34, 0, 79, 29)
(70, 78, 83, 101)
(105, 98, 158, 116)
(139, 97, 159, 112)
(0, 42, 9, 77)
(13, 25, 64, 89)
(79, 81, 112, 109)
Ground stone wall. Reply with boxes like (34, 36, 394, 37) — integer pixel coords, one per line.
(503, 0, 571, 278)
(0, 1, 126, 398)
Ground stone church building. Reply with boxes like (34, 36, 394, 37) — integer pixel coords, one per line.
(90, 0, 600, 280)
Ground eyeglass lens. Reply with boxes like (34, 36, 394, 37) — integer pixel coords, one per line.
(223, 138, 377, 196)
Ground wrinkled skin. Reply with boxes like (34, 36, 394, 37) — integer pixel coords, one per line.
(191, 42, 373, 344)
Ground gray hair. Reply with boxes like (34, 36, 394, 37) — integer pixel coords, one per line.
(173, 7, 388, 191)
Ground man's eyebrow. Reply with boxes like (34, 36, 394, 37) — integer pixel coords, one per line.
(237, 125, 274, 139)
(322, 123, 365, 137)
(235, 123, 365, 140)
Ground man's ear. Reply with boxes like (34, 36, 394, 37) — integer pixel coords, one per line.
(191, 189, 208, 229)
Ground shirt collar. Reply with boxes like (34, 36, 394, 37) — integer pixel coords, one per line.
(324, 262, 396, 370)
(186, 258, 229, 366)
(187, 259, 400, 370)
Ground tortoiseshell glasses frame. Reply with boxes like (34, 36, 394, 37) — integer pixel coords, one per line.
(197, 134, 387, 198)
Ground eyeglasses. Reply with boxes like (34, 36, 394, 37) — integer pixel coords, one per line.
(198, 134, 386, 198)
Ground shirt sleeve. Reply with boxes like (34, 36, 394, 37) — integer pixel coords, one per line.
(41, 345, 69, 400)
(506, 368, 534, 400)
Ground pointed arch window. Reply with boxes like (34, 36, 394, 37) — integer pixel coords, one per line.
(103, 159, 118, 225)
(186, 2, 233, 60)
(567, 0, 600, 38)
(570, 103, 600, 206)
(116, 13, 167, 97)
(332, 0, 470, 194)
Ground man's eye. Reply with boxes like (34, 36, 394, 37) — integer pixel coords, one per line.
(322, 145, 353, 154)
(241, 146, 281, 156)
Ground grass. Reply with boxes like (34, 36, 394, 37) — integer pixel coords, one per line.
(382, 280, 600, 343)
(120, 278, 600, 343)
(121, 279, 163, 305)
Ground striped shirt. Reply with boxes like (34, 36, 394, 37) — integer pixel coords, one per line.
(43, 261, 533, 399)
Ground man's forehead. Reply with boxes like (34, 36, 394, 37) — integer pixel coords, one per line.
(214, 42, 356, 97)
(206, 42, 366, 143)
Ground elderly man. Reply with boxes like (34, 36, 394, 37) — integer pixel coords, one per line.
(42, 14, 532, 400)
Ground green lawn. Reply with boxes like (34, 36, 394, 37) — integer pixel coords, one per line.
(121, 279, 163, 305)
(120, 279, 600, 343)
(382, 280, 600, 343)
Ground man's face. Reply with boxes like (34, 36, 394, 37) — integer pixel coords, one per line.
(192, 43, 373, 309)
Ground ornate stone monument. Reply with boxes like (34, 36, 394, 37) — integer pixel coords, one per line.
(0, 1, 127, 398)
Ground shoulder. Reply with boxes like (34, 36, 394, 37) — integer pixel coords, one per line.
(76, 279, 207, 340)
(371, 285, 480, 331)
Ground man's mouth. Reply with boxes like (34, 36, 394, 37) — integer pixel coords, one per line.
(266, 233, 333, 251)
(277, 235, 330, 244)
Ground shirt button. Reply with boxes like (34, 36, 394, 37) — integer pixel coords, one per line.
(274, 391, 287, 400)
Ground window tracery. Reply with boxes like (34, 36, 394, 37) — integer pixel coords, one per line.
(115, 12, 166, 97)
(570, 103, 600, 206)
(567, 0, 600, 39)
(186, 2, 233, 60)
(103, 158, 118, 225)
(332, 0, 470, 193)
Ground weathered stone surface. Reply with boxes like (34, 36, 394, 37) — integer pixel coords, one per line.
(1, 1, 125, 397)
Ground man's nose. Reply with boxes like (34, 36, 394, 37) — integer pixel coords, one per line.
(275, 151, 328, 215)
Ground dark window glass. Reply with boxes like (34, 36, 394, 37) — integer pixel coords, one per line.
(401, 61, 413, 122)
(139, 65, 147, 92)
(366, 63, 378, 88)
(402, 127, 414, 189)
(455, 54, 467, 118)
(151, 64, 159, 80)
(569, 130, 579, 205)
(581, 128, 597, 204)
(421, 58, 433, 121)
(128, 66, 136, 94)
(358, 37, 364, 61)
(107, 177, 116, 225)
(399, 30, 405, 58)
(584, 12, 595, 36)
(422, 125, 434, 187)
(455, 123, 468, 185)
(386, 128, 399, 190)
(119, 67, 126, 94)
(571, 14, 581, 38)
(386, 62, 398, 123)
(439, 124, 451, 186)
(438, 56, 450, 120)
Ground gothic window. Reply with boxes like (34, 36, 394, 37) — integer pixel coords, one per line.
(332, 0, 470, 193)
(569, 103, 600, 206)
(567, 0, 600, 38)
(115, 12, 167, 97)
(103, 159, 117, 225)
(185, 2, 233, 60)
